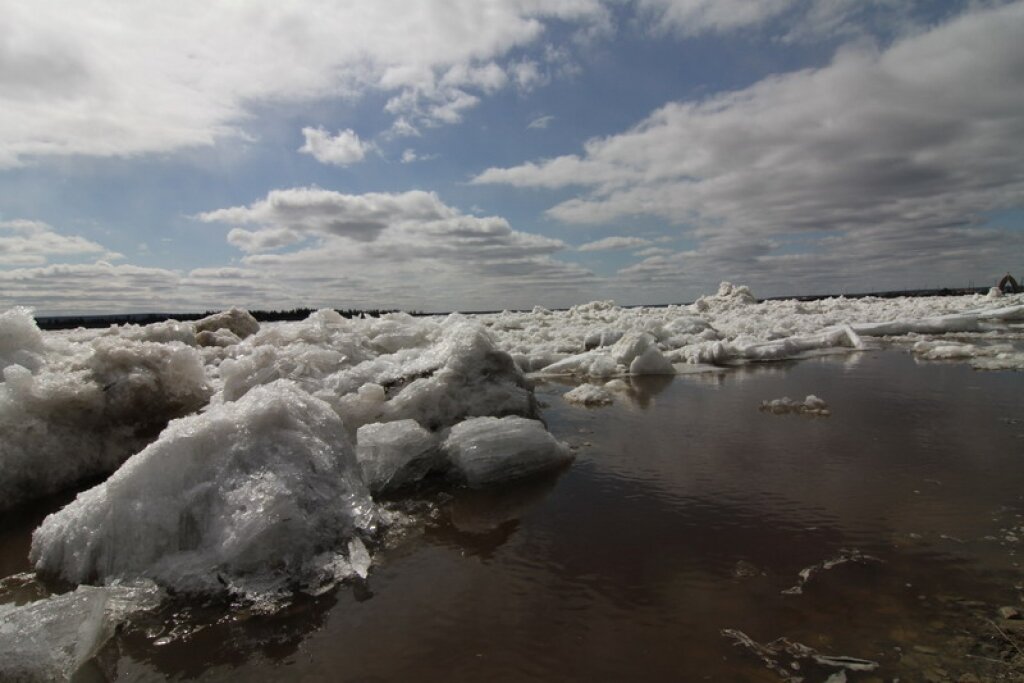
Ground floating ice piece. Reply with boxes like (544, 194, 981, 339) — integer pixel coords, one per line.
(722, 628, 878, 683)
(760, 395, 830, 417)
(912, 339, 977, 360)
(356, 419, 440, 493)
(0, 581, 162, 682)
(563, 383, 613, 406)
(781, 548, 882, 595)
(443, 416, 572, 487)
(30, 380, 377, 596)
(194, 307, 260, 339)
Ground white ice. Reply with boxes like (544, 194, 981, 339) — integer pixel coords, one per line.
(563, 383, 614, 406)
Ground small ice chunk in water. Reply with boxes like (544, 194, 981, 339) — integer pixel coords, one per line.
(760, 395, 830, 416)
(443, 416, 573, 487)
(563, 383, 613, 406)
(348, 538, 371, 580)
(356, 419, 440, 493)
(30, 380, 376, 596)
(0, 582, 161, 682)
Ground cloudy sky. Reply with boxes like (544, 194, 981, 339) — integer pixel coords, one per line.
(2, 0, 1023, 314)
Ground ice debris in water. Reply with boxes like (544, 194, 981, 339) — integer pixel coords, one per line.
(443, 416, 572, 488)
(722, 628, 878, 683)
(0, 581, 162, 682)
(563, 383, 614, 406)
(30, 380, 377, 596)
(781, 548, 883, 595)
(759, 395, 830, 416)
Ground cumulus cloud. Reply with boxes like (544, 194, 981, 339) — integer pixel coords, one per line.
(0, 0, 607, 167)
(195, 187, 596, 310)
(0, 220, 116, 266)
(577, 236, 652, 251)
(476, 3, 1024, 294)
(199, 188, 452, 244)
(298, 127, 372, 166)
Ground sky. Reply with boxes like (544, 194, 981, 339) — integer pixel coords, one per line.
(1, 0, 1023, 314)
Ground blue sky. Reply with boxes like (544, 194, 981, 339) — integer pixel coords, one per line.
(1, 0, 1023, 314)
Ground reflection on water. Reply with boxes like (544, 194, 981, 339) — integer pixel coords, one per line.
(4, 350, 1024, 680)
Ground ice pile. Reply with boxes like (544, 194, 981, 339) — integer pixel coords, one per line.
(30, 381, 378, 595)
(19, 310, 570, 598)
(0, 320, 212, 510)
(477, 282, 1024, 378)
(759, 395, 831, 416)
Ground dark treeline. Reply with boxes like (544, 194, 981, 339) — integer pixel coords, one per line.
(35, 307, 419, 331)
(32, 287, 992, 331)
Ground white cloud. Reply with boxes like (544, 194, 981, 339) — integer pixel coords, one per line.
(0, 0, 607, 167)
(527, 115, 555, 129)
(199, 187, 597, 310)
(475, 4, 1024, 294)
(400, 148, 437, 164)
(198, 188, 452, 244)
(633, 246, 673, 257)
(577, 236, 651, 251)
(298, 127, 372, 166)
(636, 0, 798, 35)
(0, 219, 115, 266)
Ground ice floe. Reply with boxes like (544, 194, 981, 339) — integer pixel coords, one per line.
(443, 416, 572, 487)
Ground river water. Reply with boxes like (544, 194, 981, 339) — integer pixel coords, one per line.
(4, 348, 1024, 681)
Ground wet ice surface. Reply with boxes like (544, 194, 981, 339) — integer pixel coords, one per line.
(5, 286, 1024, 679)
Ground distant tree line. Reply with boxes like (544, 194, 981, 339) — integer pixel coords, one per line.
(34, 307, 423, 331)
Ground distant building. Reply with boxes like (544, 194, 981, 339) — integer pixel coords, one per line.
(998, 273, 1020, 293)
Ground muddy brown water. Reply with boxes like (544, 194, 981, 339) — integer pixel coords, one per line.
(3, 348, 1024, 681)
